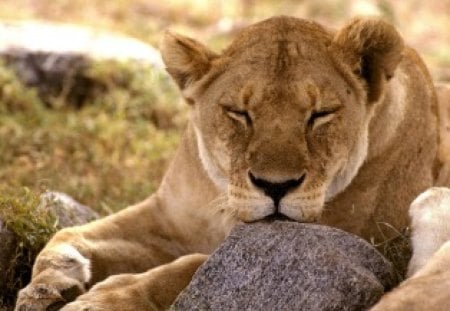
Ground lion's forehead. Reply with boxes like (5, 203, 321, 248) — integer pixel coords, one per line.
(223, 40, 334, 76)
(224, 16, 332, 54)
(223, 17, 333, 66)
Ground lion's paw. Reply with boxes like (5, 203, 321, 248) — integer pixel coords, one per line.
(60, 301, 101, 311)
(60, 275, 145, 311)
(15, 269, 85, 311)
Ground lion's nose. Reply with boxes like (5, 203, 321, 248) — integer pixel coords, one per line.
(248, 172, 306, 206)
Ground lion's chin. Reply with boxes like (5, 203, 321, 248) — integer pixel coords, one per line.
(277, 205, 323, 223)
(231, 197, 323, 223)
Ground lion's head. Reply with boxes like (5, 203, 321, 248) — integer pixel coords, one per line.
(161, 16, 404, 223)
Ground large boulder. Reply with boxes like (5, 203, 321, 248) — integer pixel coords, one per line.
(173, 221, 397, 311)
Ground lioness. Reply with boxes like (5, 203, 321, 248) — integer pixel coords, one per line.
(15, 16, 440, 310)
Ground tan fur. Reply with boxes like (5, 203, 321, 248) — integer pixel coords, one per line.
(436, 83, 450, 186)
(15, 16, 440, 310)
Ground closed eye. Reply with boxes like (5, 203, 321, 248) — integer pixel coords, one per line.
(225, 108, 252, 126)
(307, 108, 339, 129)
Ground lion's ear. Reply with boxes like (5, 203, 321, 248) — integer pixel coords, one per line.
(160, 31, 217, 91)
(334, 18, 404, 102)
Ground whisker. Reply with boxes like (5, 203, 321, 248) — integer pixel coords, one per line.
(228, 187, 254, 194)
(228, 188, 265, 200)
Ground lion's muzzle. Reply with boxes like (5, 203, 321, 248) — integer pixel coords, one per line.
(248, 171, 306, 209)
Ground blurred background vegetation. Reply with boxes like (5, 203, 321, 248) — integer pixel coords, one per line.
(0, 0, 448, 308)
(1, 0, 449, 69)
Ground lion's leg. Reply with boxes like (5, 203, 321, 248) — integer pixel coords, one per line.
(15, 195, 203, 311)
(407, 187, 450, 276)
(60, 253, 207, 311)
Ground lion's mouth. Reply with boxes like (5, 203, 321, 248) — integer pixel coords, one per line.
(261, 212, 294, 223)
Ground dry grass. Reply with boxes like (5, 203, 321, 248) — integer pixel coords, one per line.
(372, 222, 412, 280)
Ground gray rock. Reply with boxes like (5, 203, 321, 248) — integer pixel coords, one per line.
(173, 221, 397, 311)
(38, 192, 99, 228)
(1, 50, 92, 108)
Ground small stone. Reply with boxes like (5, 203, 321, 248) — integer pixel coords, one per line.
(38, 192, 99, 228)
(173, 221, 397, 311)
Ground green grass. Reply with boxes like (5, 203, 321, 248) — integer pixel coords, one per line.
(0, 189, 58, 307)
